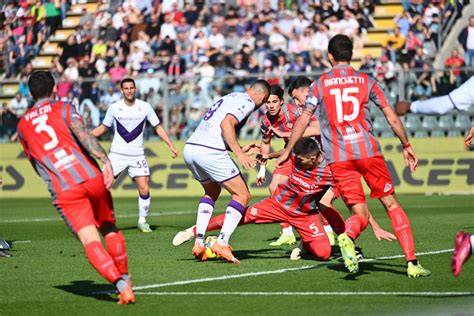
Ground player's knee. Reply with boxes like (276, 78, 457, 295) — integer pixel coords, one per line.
(306, 241, 331, 261)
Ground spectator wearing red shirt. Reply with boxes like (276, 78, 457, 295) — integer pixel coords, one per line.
(444, 47, 465, 87)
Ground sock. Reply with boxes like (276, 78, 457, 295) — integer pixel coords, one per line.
(195, 197, 215, 245)
(217, 200, 245, 246)
(388, 206, 416, 262)
(471, 235, 474, 254)
(138, 192, 150, 224)
(319, 205, 346, 235)
(105, 231, 128, 275)
(280, 222, 294, 236)
(344, 214, 369, 240)
(85, 241, 121, 283)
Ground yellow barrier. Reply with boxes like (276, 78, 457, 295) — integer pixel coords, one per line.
(1, 138, 473, 198)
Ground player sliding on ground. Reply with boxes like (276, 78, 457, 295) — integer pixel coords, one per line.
(175, 138, 335, 262)
(276, 34, 431, 278)
(18, 71, 134, 304)
(183, 80, 271, 264)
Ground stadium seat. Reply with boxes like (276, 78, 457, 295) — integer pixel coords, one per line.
(373, 116, 391, 132)
(438, 115, 455, 131)
(447, 130, 462, 137)
(421, 116, 438, 131)
(431, 130, 445, 137)
(414, 130, 429, 138)
(404, 114, 422, 132)
(454, 114, 471, 131)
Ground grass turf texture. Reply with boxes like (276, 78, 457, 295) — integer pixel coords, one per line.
(1, 195, 473, 315)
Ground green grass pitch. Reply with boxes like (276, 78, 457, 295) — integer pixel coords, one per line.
(1, 195, 473, 315)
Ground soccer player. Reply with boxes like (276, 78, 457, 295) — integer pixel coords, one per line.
(17, 71, 134, 304)
(395, 76, 474, 116)
(92, 78, 178, 233)
(452, 231, 473, 277)
(183, 80, 270, 264)
(276, 35, 430, 277)
(176, 138, 333, 262)
(257, 84, 323, 246)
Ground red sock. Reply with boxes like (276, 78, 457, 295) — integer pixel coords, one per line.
(345, 214, 368, 240)
(319, 213, 330, 226)
(388, 206, 416, 262)
(304, 239, 331, 261)
(319, 205, 346, 235)
(280, 222, 291, 229)
(105, 231, 128, 275)
(85, 241, 121, 283)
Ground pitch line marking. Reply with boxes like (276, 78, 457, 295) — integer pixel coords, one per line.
(134, 291, 474, 297)
(119, 248, 451, 293)
(2, 202, 471, 223)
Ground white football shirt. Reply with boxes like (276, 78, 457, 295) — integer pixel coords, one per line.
(187, 92, 256, 150)
(103, 98, 160, 156)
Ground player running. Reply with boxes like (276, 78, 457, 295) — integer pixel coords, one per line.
(452, 231, 473, 277)
(92, 78, 178, 233)
(176, 138, 333, 262)
(18, 71, 134, 304)
(183, 80, 270, 264)
(277, 35, 430, 277)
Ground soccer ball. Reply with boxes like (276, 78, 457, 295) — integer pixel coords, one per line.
(205, 236, 220, 259)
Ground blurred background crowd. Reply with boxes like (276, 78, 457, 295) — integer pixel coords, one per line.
(0, 0, 472, 142)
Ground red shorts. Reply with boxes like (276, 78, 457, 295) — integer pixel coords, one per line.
(245, 198, 329, 244)
(53, 175, 115, 235)
(273, 157, 292, 176)
(329, 156, 394, 205)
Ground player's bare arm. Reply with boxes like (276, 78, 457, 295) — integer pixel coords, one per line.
(91, 124, 109, 137)
(155, 124, 178, 158)
(382, 106, 418, 172)
(221, 114, 256, 170)
(464, 126, 474, 148)
(70, 120, 113, 188)
(275, 109, 312, 167)
(241, 143, 261, 156)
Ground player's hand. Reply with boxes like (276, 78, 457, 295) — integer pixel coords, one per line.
(102, 160, 114, 189)
(237, 153, 256, 170)
(394, 101, 411, 116)
(275, 150, 290, 168)
(372, 225, 397, 241)
(242, 143, 261, 156)
(464, 126, 474, 148)
(256, 164, 266, 186)
(169, 144, 179, 158)
(269, 126, 288, 138)
(402, 146, 418, 172)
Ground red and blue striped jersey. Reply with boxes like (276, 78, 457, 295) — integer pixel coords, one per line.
(306, 65, 389, 163)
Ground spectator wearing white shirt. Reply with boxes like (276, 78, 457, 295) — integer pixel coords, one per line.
(337, 10, 359, 38)
(9, 93, 28, 118)
(64, 58, 79, 81)
(160, 14, 177, 41)
(292, 11, 310, 36)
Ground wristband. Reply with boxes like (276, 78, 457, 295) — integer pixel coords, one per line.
(257, 165, 266, 179)
(403, 143, 411, 149)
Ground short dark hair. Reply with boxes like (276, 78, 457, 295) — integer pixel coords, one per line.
(293, 138, 320, 157)
(28, 71, 55, 100)
(328, 34, 353, 62)
(120, 78, 136, 88)
(269, 84, 284, 100)
(287, 77, 312, 96)
(250, 79, 271, 95)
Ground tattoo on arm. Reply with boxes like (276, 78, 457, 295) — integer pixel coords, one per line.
(70, 120, 109, 164)
(303, 104, 314, 115)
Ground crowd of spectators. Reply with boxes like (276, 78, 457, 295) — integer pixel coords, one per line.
(0, 0, 471, 142)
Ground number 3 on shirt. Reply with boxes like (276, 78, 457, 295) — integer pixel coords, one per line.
(32, 114, 59, 150)
(330, 87, 360, 123)
(203, 99, 224, 121)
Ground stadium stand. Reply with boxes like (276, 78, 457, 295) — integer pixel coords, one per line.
(0, 0, 473, 142)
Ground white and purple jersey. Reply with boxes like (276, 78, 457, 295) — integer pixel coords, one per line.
(186, 92, 256, 150)
(103, 98, 160, 156)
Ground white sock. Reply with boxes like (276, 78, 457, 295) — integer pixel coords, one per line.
(324, 225, 334, 234)
(282, 226, 294, 236)
(138, 193, 150, 223)
(217, 201, 245, 246)
(195, 197, 215, 246)
(470, 235, 474, 254)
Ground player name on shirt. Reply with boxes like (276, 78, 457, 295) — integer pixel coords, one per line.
(289, 173, 320, 192)
(23, 104, 52, 121)
(323, 76, 365, 87)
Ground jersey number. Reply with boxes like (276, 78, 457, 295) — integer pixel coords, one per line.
(32, 114, 59, 150)
(329, 87, 360, 123)
(203, 99, 224, 121)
